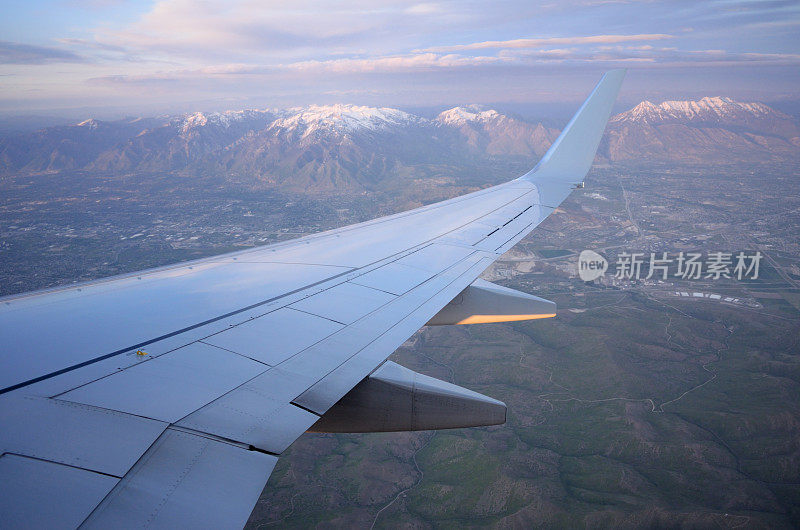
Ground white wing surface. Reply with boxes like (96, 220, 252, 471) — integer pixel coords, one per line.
(0, 70, 625, 529)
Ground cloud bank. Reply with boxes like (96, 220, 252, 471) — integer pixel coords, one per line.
(0, 0, 798, 112)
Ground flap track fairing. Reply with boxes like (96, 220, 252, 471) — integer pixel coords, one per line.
(309, 361, 506, 433)
(427, 278, 556, 325)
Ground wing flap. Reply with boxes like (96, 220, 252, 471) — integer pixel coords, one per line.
(0, 395, 166, 477)
(176, 367, 320, 454)
(81, 428, 278, 530)
(309, 361, 506, 432)
(0, 454, 118, 530)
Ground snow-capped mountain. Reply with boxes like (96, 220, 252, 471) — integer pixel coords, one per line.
(176, 110, 275, 133)
(605, 97, 800, 162)
(268, 104, 423, 138)
(435, 105, 558, 157)
(88, 110, 276, 172)
(612, 97, 778, 125)
(0, 97, 797, 191)
(436, 105, 502, 126)
(76, 118, 102, 130)
(215, 105, 445, 191)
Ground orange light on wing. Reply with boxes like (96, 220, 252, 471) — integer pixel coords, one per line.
(455, 313, 557, 325)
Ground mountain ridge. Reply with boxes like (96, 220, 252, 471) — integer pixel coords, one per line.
(605, 96, 800, 163)
(1, 97, 797, 191)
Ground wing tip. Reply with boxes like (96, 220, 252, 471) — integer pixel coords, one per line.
(518, 69, 626, 184)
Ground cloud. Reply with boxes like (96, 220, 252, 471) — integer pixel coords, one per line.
(95, 0, 425, 60)
(71, 0, 128, 7)
(286, 53, 501, 73)
(87, 52, 502, 86)
(499, 45, 800, 67)
(106, 39, 800, 78)
(404, 3, 443, 15)
(421, 34, 674, 53)
(86, 42, 800, 92)
(5, 0, 798, 111)
(57, 38, 128, 54)
(55, 37, 174, 65)
(0, 41, 87, 64)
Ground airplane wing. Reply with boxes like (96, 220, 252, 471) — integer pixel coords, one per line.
(0, 70, 624, 529)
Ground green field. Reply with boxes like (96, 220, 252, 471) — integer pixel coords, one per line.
(248, 275, 800, 528)
(247, 164, 800, 529)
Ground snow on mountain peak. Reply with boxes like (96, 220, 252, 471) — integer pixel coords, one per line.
(77, 118, 100, 129)
(178, 109, 274, 133)
(613, 96, 780, 124)
(436, 105, 501, 126)
(269, 104, 419, 136)
(182, 112, 209, 131)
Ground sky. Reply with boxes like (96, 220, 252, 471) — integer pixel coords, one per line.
(1, 0, 799, 117)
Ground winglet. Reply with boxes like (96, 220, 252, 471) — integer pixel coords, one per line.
(520, 69, 625, 185)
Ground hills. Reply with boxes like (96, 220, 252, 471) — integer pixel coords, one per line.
(434, 104, 559, 157)
(605, 97, 800, 162)
(213, 105, 446, 192)
(1, 97, 797, 192)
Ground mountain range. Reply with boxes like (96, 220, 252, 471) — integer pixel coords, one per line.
(1, 97, 797, 192)
(605, 97, 800, 162)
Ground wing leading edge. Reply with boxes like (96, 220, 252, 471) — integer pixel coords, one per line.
(0, 70, 625, 528)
